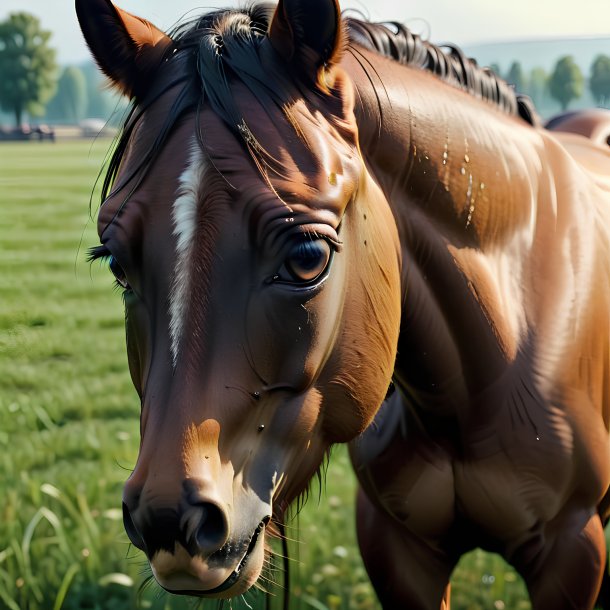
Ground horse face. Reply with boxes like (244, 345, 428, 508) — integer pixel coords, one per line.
(81, 0, 401, 597)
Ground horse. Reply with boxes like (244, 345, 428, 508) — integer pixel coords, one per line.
(547, 108, 610, 148)
(77, 0, 610, 607)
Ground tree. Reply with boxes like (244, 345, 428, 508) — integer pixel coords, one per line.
(46, 66, 88, 123)
(590, 54, 610, 107)
(527, 67, 548, 107)
(0, 12, 57, 126)
(506, 61, 526, 93)
(549, 56, 584, 111)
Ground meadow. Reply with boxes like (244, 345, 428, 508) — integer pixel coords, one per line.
(0, 139, 536, 610)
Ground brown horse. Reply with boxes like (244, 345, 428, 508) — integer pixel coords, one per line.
(77, 0, 610, 607)
(547, 108, 610, 148)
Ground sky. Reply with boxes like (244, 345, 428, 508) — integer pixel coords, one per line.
(2, 0, 610, 65)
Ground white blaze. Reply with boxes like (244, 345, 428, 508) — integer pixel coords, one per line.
(169, 143, 206, 365)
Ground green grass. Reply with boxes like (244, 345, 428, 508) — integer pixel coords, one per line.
(0, 139, 535, 610)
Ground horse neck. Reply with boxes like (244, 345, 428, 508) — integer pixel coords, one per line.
(346, 46, 542, 243)
(345, 47, 545, 415)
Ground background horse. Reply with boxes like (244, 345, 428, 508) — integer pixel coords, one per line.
(547, 108, 610, 148)
(77, 0, 610, 607)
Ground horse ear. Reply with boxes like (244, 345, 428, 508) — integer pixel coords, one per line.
(268, 0, 344, 79)
(75, 0, 172, 99)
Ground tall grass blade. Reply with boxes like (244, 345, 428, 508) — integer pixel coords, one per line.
(0, 586, 21, 610)
(300, 594, 330, 610)
(52, 563, 80, 610)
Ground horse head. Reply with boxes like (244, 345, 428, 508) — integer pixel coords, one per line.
(78, 0, 401, 597)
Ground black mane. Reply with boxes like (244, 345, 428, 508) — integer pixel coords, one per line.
(346, 18, 538, 126)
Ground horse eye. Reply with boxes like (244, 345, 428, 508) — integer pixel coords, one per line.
(109, 256, 130, 289)
(283, 239, 332, 284)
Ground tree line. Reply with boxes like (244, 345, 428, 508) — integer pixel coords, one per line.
(499, 55, 610, 112)
(1, 11, 610, 127)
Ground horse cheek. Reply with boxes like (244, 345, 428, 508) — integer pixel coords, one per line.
(321, 179, 402, 442)
(124, 291, 151, 400)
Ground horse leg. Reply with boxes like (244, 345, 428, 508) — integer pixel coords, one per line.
(596, 562, 610, 610)
(517, 510, 606, 610)
(356, 486, 453, 610)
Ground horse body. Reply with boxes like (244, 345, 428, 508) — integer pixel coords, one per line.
(77, 0, 610, 607)
(345, 43, 610, 608)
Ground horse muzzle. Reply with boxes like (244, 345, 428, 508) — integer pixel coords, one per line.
(151, 518, 269, 598)
(122, 477, 271, 597)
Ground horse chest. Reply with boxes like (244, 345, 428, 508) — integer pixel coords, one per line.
(452, 422, 573, 544)
(352, 386, 583, 546)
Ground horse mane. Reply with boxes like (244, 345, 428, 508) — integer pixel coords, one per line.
(100, 3, 539, 206)
(345, 18, 539, 126)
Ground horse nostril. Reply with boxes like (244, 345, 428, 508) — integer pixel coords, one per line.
(180, 500, 229, 554)
(122, 501, 146, 550)
(195, 502, 228, 551)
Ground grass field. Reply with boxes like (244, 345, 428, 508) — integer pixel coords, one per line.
(0, 139, 536, 610)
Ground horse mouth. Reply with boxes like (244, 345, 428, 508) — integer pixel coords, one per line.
(203, 518, 268, 595)
(166, 518, 269, 597)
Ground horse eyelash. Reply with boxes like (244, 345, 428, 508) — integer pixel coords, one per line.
(87, 244, 111, 263)
(87, 244, 128, 294)
(298, 229, 343, 252)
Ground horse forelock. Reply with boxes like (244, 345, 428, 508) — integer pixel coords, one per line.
(103, 4, 344, 209)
